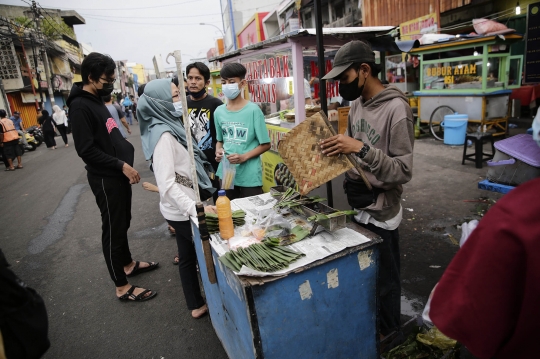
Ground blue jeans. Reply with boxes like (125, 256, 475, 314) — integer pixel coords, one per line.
(125, 112, 133, 125)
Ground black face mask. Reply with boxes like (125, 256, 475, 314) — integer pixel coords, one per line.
(190, 87, 206, 99)
(339, 75, 366, 102)
(94, 82, 114, 97)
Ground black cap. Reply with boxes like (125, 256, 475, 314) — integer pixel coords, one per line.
(322, 41, 376, 80)
(13, 111, 20, 115)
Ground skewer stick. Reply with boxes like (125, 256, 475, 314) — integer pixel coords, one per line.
(167, 51, 217, 284)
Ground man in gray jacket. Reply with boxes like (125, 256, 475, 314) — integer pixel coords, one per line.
(320, 40, 414, 337)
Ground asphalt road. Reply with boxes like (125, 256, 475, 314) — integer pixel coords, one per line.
(0, 126, 228, 359)
(2, 120, 526, 358)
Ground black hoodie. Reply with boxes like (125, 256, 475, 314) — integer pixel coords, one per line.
(67, 82, 134, 178)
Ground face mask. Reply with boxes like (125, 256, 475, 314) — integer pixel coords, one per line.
(222, 83, 241, 100)
(339, 75, 366, 102)
(190, 87, 206, 99)
(172, 101, 183, 117)
(93, 82, 114, 96)
(143, 93, 182, 118)
(533, 113, 540, 147)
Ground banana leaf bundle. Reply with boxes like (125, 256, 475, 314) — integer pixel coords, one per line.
(206, 210, 246, 234)
(218, 242, 305, 273)
(264, 225, 310, 246)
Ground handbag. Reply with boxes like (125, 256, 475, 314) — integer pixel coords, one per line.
(0, 249, 50, 359)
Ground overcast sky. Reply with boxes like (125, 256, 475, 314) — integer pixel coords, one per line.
(3, 0, 228, 69)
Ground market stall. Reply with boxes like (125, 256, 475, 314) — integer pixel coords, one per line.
(410, 34, 524, 139)
(210, 27, 418, 193)
(191, 191, 382, 359)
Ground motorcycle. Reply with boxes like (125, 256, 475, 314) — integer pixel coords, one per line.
(20, 132, 37, 151)
(26, 126, 44, 147)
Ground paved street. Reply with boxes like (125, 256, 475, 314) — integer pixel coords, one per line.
(1, 121, 528, 358)
(0, 125, 228, 359)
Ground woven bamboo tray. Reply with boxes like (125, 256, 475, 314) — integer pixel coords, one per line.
(278, 111, 370, 195)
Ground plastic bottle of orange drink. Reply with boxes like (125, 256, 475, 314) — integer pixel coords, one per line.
(216, 190, 234, 240)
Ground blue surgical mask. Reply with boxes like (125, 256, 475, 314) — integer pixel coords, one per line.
(533, 112, 540, 147)
(222, 83, 241, 100)
(171, 101, 183, 117)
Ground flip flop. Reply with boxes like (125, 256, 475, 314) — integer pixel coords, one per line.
(118, 285, 157, 302)
(16, 166, 23, 169)
(126, 261, 159, 277)
(4, 168, 15, 171)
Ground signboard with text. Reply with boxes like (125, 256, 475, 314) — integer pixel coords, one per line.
(400, 13, 438, 41)
(525, 2, 540, 83)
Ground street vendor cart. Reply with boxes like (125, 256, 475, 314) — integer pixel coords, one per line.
(411, 34, 524, 140)
(191, 192, 383, 359)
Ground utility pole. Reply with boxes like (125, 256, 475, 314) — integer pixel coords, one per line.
(31, 0, 55, 108)
(30, 33, 45, 107)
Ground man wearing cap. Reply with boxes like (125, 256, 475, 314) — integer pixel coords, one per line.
(320, 40, 414, 337)
(10, 111, 31, 150)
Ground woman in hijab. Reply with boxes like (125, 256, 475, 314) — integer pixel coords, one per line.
(38, 110, 57, 149)
(52, 105, 69, 147)
(138, 78, 216, 319)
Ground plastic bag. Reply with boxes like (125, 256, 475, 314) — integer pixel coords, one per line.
(221, 156, 236, 190)
(248, 209, 291, 239)
(473, 18, 508, 35)
(416, 327, 457, 351)
(459, 219, 479, 247)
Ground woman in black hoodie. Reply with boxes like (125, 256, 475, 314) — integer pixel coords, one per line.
(38, 110, 56, 149)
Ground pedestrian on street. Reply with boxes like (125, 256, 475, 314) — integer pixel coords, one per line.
(103, 94, 130, 138)
(52, 105, 69, 147)
(214, 63, 271, 200)
(130, 95, 138, 122)
(319, 40, 414, 338)
(138, 78, 216, 317)
(9, 111, 31, 150)
(63, 105, 71, 134)
(69, 52, 158, 302)
(123, 96, 133, 125)
(38, 110, 57, 150)
(0, 109, 23, 171)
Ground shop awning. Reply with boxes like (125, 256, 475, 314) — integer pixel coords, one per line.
(210, 27, 419, 62)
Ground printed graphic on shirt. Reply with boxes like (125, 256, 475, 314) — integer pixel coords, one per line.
(106, 118, 119, 134)
(221, 123, 249, 143)
(351, 118, 381, 145)
(188, 108, 212, 150)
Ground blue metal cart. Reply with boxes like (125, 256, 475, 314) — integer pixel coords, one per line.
(192, 222, 382, 359)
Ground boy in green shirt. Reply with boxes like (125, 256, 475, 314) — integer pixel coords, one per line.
(215, 63, 271, 199)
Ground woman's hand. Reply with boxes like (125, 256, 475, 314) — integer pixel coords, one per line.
(204, 205, 217, 214)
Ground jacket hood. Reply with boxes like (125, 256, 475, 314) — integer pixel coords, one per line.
(362, 85, 408, 109)
(67, 82, 103, 107)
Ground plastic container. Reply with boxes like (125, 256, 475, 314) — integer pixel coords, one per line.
(441, 113, 468, 145)
(216, 190, 234, 240)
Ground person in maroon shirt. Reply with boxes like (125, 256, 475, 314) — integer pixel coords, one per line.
(430, 175, 540, 358)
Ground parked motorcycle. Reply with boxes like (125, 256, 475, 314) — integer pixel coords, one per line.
(26, 126, 44, 147)
(20, 132, 37, 151)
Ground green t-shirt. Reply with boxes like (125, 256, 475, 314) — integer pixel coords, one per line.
(215, 102, 271, 187)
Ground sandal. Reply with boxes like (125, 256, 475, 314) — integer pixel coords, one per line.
(118, 285, 157, 302)
(173, 254, 179, 265)
(4, 168, 15, 171)
(126, 261, 159, 277)
(16, 165, 23, 169)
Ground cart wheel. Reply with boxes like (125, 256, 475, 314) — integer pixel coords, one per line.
(429, 105, 455, 141)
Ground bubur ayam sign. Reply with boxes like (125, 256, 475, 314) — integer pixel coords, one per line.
(426, 63, 477, 84)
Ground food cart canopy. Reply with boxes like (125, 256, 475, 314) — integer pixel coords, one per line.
(209, 27, 420, 62)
